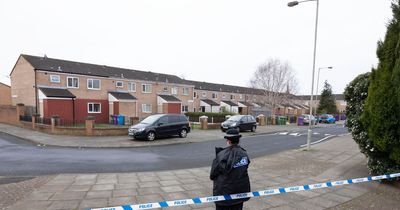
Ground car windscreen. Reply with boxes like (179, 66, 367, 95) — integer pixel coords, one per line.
(140, 115, 161, 124)
(227, 115, 242, 122)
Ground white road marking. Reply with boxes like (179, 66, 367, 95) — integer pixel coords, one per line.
(289, 133, 300, 136)
(278, 132, 289, 135)
(324, 134, 331, 136)
(300, 135, 336, 148)
(313, 132, 320, 135)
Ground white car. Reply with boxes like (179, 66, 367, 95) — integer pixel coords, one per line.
(302, 114, 317, 125)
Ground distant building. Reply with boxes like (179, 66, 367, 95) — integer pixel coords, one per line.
(0, 82, 11, 105)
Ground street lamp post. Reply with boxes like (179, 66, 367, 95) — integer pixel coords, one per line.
(315, 66, 333, 102)
(288, 0, 320, 150)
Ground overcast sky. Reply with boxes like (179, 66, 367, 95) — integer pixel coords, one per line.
(0, 0, 393, 94)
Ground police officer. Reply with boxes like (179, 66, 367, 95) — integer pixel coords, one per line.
(210, 128, 251, 210)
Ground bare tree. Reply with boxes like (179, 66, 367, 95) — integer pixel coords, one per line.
(250, 58, 298, 115)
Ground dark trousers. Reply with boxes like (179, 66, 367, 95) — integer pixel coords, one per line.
(215, 203, 243, 210)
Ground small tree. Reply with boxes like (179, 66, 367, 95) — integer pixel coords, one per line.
(361, 0, 400, 174)
(250, 58, 298, 115)
(316, 81, 338, 114)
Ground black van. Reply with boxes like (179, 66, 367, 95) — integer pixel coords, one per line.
(128, 114, 191, 141)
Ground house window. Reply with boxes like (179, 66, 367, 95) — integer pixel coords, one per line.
(212, 93, 218, 99)
(128, 82, 136, 92)
(239, 94, 243, 99)
(163, 86, 169, 92)
(50, 75, 60, 83)
(230, 94, 235, 100)
(202, 92, 206, 97)
(222, 94, 226, 99)
(142, 84, 152, 93)
(171, 87, 178, 95)
(116, 81, 123, 88)
(182, 105, 189, 113)
(194, 92, 197, 98)
(182, 87, 189, 95)
(88, 103, 101, 113)
(142, 104, 152, 113)
(87, 79, 101, 90)
(67, 77, 79, 88)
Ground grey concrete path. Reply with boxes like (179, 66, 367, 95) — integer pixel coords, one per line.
(7, 134, 399, 210)
(0, 123, 310, 148)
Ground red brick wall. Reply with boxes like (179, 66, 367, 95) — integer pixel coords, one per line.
(74, 99, 109, 123)
(43, 99, 74, 120)
(167, 103, 181, 114)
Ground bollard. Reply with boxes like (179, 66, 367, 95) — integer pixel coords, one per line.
(199, 116, 208, 130)
(257, 114, 266, 126)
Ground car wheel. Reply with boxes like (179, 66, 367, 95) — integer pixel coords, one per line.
(251, 125, 256, 132)
(147, 131, 156, 141)
(179, 129, 188, 138)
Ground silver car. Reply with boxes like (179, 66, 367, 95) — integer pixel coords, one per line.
(302, 114, 317, 125)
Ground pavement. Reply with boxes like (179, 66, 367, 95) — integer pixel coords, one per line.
(0, 123, 309, 148)
(3, 134, 400, 210)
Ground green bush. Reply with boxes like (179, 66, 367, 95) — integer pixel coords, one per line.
(360, 1, 400, 174)
(344, 72, 371, 157)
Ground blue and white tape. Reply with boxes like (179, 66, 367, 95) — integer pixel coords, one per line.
(91, 173, 400, 210)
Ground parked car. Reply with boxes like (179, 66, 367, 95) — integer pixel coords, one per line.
(302, 114, 317, 125)
(128, 114, 191, 141)
(319, 114, 336, 124)
(221, 115, 257, 132)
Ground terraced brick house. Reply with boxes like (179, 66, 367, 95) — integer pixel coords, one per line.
(9, 54, 340, 122)
(10, 54, 194, 123)
(187, 80, 265, 115)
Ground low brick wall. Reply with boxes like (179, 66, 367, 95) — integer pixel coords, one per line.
(207, 123, 221, 129)
(0, 105, 20, 126)
(92, 128, 128, 136)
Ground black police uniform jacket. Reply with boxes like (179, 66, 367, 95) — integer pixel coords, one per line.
(210, 145, 251, 206)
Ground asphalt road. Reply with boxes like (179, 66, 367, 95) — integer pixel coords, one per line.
(0, 126, 348, 176)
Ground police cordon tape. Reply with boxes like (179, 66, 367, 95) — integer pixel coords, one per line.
(91, 173, 400, 210)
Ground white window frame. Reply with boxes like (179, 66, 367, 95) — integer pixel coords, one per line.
(182, 87, 189, 96)
(88, 103, 101, 113)
(163, 86, 169, 92)
(239, 94, 243, 99)
(142, 104, 152, 113)
(128, 82, 136, 92)
(212, 93, 218, 99)
(230, 94, 236, 100)
(171, 87, 178, 95)
(116, 81, 123, 88)
(202, 92, 206, 98)
(182, 105, 189, 113)
(87, 78, 101, 90)
(142, 84, 152, 93)
(194, 92, 197, 98)
(222, 94, 226, 99)
(50, 75, 60, 83)
(67, 76, 79, 88)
